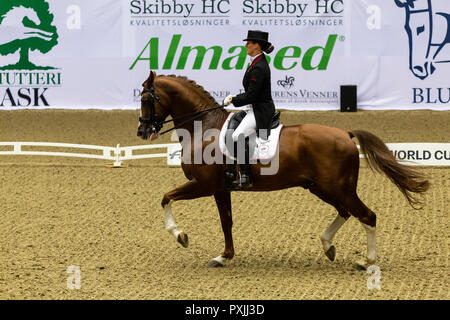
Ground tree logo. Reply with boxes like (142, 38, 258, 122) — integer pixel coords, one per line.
(0, 0, 58, 70)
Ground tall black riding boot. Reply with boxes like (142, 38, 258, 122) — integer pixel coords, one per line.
(225, 142, 238, 191)
(240, 137, 253, 187)
(233, 137, 253, 189)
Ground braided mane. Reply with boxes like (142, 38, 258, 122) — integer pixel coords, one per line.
(158, 74, 221, 108)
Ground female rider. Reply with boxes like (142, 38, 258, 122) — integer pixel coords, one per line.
(223, 30, 276, 189)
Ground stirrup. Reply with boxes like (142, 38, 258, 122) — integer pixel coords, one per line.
(232, 172, 253, 190)
(225, 170, 237, 191)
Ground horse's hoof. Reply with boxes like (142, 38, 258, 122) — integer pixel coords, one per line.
(207, 259, 224, 268)
(353, 259, 368, 271)
(177, 232, 189, 248)
(325, 245, 336, 261)
(207, 255, 228, 268)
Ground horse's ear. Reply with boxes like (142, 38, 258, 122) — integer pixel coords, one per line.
(142, 71, 157, 88)
(394, 0, 411, 8)
(149, 71, 156, 84)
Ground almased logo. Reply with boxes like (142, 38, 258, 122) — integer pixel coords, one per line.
(0, 0, 60, 107)
(130, 34, 338, 71)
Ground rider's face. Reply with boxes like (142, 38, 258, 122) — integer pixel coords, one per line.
(245, 41, 262, 57)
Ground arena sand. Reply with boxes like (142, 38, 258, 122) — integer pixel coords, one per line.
(0, 110, 449, 299)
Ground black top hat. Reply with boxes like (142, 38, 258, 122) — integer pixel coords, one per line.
(243, 30, 271, 46)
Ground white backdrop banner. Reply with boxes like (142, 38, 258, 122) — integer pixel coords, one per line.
(0, 0, 449, 110)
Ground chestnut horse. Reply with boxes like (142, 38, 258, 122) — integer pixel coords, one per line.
(137, 72, 429, 269)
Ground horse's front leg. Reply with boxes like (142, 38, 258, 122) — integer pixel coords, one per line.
(207, 191, 234, 268)
(161, 179, 214, 248)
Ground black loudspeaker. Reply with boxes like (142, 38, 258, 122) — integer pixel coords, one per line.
(340, 85, 357, 112)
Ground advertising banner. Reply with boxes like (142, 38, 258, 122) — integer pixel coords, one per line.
(0, 0, 449, 110)
(386, 143, 450, 166)
(350, 0, 450, 110)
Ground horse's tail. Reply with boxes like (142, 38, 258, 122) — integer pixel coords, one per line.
(350, 130, 430, 209)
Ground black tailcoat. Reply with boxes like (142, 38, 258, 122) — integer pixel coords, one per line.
(232, 54, 275, 136)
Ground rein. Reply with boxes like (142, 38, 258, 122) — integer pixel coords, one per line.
(139, 86, 225, 136)
(158, 104, 225, 135)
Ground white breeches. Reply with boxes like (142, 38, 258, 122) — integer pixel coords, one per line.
(231, 108, 257, 142)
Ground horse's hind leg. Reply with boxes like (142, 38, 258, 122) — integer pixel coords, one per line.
(309, 186, 350, 262)
(320, 209, 350, 261)
(342, 195, 377, 269)
(207, 191, 234, 268)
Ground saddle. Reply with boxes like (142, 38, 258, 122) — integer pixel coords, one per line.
(228, 110, 280, 132)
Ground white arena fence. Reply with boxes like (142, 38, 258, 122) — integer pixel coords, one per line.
(0, 142, 182, 167)
(0, 142, 449, 167)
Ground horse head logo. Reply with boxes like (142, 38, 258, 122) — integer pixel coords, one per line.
(395, 0, 450, 79)
(0, 1, 58, 70)
(277, 76, 295, 90)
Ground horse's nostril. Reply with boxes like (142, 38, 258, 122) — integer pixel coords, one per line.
(430, 63, 436, 74)
(137, 130, 143, 137)
(413, 65, 424, 73)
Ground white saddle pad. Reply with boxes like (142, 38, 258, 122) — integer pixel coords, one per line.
(219, 113, 283, 161)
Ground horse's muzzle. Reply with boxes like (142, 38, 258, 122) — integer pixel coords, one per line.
(137, 125, 151, 140)
(137, 125, 159, 140)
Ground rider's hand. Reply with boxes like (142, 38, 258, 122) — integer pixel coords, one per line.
(223, 95, 234, 106)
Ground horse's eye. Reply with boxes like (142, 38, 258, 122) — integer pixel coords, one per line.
(141, 93, 151, 102)
(416, 25, 425, 36)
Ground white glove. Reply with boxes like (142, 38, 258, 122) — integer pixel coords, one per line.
(223, 95, 234, 106)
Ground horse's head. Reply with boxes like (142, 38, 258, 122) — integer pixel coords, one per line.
(137, 71, 170, 140)
(0, 6, 55, 43)
(396, 0, 435, 79)
(1, 6, 40, 26)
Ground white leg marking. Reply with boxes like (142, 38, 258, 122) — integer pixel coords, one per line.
(212, 255, 227, 265)
(363, 224, 377, 264)
(164, 201, 181, 239)
(321, 214, 347, 251)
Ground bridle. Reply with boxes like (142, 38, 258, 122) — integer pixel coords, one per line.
(139, 85, 165, 134)
(139, 84, 225, 136)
